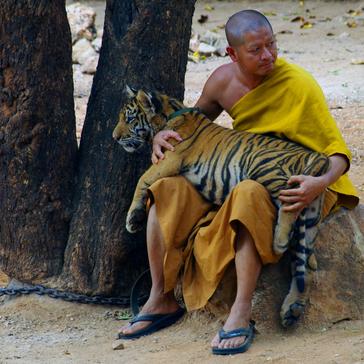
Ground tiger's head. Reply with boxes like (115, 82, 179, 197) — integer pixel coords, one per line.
(112, 86, 184, 153)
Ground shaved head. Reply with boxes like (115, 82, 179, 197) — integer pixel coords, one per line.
(225, 10, 273, 46)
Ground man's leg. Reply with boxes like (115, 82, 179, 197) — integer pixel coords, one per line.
(119, 176, 212, 336)
(119, 204, 180, 336)
(211, 224, 262, 349)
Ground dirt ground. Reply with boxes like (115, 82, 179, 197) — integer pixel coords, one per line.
(1, 1, 364, 363)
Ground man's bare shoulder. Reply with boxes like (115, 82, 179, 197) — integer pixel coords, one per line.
(208, 62, 236, 85)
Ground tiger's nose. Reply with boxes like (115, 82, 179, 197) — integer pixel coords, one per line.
(112, 129, 120, 141)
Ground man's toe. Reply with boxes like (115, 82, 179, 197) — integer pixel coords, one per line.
(211, 333, 220, 348)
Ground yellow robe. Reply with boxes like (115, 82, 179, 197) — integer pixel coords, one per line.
(149, 58, 359, 310)
(230, 58, 359, 208)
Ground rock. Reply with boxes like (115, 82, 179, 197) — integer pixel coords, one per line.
(339, 32, 350, 39)
(209, 205, 364, 331)
(92, 37, 102, 53)
(200, 30, 227, 56)
(66, 3, 97, 44)
(339, 15, 364, 26)
(72, 38, 98, 65)
(112, 341, 125, 350)
(305, 206, 364, 326)
(189, 33, 200, 53)
(73, 65, 93, 98)
(81, 56, 99, 75)
(197, 43, 216, 56)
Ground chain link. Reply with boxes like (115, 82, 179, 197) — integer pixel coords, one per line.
(0, 284, 148, 307)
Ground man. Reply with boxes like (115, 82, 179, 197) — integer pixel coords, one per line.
(118, 10, 358, 355)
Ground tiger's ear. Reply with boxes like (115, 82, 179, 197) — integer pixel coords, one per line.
(136, 90, 155, 114)
(125, 84, 138, 98)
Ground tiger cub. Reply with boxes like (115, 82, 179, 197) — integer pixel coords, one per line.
(113, 87, 330, 327)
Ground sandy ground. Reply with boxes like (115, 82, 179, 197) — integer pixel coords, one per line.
(1, 1, 364, 363)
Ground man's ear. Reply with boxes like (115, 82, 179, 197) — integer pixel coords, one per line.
(136, 90, 155, 114)
(226, 46, 238, 62)
(125, 84, 138, 98)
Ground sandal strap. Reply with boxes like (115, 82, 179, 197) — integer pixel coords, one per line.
(218, 321, 255, 340)
(130, 313, 165, 324)
(130, 307, 185, 324)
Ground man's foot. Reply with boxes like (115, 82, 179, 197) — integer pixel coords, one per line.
(118, 293, 181, 337)
(211, 302, 252, 351)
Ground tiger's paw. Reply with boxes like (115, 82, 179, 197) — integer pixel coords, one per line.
(280, 301, 306, 328)
(126, 208, 146, 233)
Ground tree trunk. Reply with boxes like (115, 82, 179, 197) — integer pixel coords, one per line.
(62, 0, 196, 295)
(0, 1, 77, 280)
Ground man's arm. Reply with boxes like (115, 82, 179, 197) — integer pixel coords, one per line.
(194, 75, 224, 121)
(279, 154, 348, 212)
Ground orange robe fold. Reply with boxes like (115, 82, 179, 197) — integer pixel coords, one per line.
(147, 58, 358, 311)
(148, 177, 337, 311)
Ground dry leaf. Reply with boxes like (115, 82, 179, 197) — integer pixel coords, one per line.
(291, 16, 305, 22)
(318, 17, 332, 22)
(193, 51, 200, 59)
(204, 4, 215, 11)
(347, 9, 362, 16)
(263, 11, 277, 16)
(190, 51, 206, 62)
(346, 21, 358, 28)
(351, 59, 364, 65)
(300, 21, 314, 29)
(278, 30, 294, 34)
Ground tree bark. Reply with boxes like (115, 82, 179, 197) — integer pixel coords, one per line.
(0, 1, 77, 280)
(62, 0, 196, 295)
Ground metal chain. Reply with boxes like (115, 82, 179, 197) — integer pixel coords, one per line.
(0, 284, 148, 307)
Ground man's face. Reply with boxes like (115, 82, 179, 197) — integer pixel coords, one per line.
(227, 27, 277, 77)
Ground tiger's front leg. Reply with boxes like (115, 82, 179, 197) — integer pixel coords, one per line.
(126, 156, 182, 233)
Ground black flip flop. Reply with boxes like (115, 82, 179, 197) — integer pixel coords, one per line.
(212, 320, 255, 355)
(118, 306, 185, 340)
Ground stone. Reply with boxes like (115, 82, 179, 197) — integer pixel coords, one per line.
(339, 15, 364, 26)
(72, 38, 98, 65)
(81, 56, 99, 75)
(200, 30, 227, 56)
(189, 33, 200, 53)
(209, 205, 364, 332)
(112, 341, 125, 350)
(73, 65, 93, 98)
(92, 37, 102, 53)
(197, 43, 216, 56)
(66, 3, 97, 44)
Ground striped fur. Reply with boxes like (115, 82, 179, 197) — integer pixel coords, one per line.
(113, 88, 330, 327)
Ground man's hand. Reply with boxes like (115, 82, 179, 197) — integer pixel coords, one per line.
(279, 175, 327, 214)
(151, 130, 183, 164)
(279, 154, 348, 214)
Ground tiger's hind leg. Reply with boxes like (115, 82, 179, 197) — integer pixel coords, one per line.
(280, 259, 316, 327)
(273, 208, 296, 255)
(280, 193, 325, 327)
